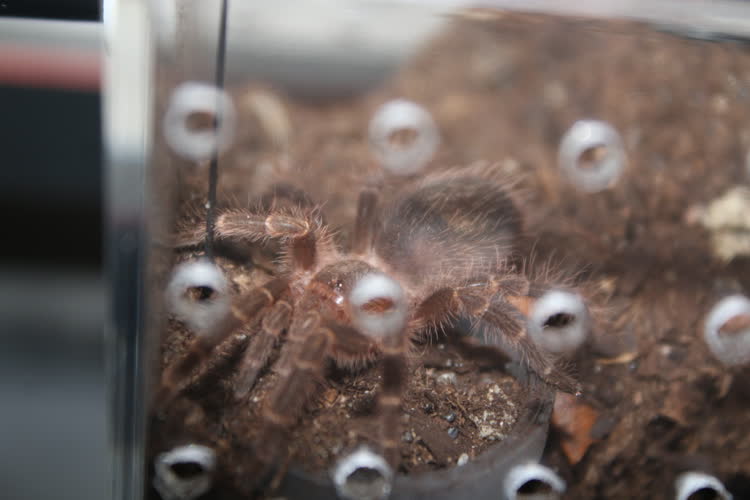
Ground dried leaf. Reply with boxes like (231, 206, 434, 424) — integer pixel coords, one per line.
(552, 392, 601, 464)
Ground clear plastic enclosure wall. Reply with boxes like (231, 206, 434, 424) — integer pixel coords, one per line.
(125, 1, 750, 499)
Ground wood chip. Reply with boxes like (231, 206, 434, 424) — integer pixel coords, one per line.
(552, 392, 601, 465)
(597, 351, 638, 365)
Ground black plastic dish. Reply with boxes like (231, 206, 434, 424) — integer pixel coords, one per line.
(276, 368, 555, 500)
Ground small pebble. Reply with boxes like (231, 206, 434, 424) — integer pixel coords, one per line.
(444, 412, 456, 423)
(423, 402, 435, 414)
(457, 453, 469, 466)
(447, 427, 459, 439)
(402, 431, 414, 443)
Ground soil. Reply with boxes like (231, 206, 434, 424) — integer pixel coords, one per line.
(150, 11, 750, 500)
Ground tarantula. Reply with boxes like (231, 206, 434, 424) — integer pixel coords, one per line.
(157, 163, 587, 493)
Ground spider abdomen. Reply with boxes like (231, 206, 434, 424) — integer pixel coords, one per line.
(374, 172, 523, 290)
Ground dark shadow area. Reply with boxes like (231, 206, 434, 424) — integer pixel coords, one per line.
(0, 82, 105, 500)
(0, 0, 99, 21)
(0, 85, 101, 266)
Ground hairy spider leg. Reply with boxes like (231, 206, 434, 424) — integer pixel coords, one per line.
(164, 198, 339, 405)
(174, 208, 321, 272)
(471, 293, 580, 394)
(157, 277, 288, 406)
(376, 329, 410, 466)
(248, 310, 377, 488)
(414, 278, 580, 395)
(351, 187, 379, 255)
(234, 299, 293, 399)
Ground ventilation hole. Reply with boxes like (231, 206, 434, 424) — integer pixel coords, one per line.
(170, 461, 205, 479)
(518, 478, 554, 495)
(368, 98, 439, 175)
(704, 295, 750, 366)
(528, 289, 590, 353)
(349, 467, 383, 483)
(544, 312, 575, 329)
(333, 447, 392, 500)
(577, 144, 609, 170)
(187, 285, 216, 301)
(558, 119, 625, 192)
(185, 110, 216, 132)
(686, 487, 722, 500)
(719, 313, 750, 336)
(345, 467, 389, 499)
(387, 127, 418, 148)
(360, 297, 396, 314)
(162, 81, 236, 162)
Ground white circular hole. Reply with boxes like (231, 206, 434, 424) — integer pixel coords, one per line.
(504, 462, 566, 500)
(558, 119, 626, 192)
(154, 444, 216, 500)
(163, 81, 236, 162)
(349, 273, 408, 339)
(704, 294, 750, 367)
(528, 290, 590, 354)
(368, 99, 440, 175)
(166, 259, 231, 336)
(675, 471, 732, 500)
(332, 447, 393, 500)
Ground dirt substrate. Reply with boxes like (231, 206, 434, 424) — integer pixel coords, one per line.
(151, 11, 750, 500)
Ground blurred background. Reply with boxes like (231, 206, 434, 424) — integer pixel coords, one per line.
(0, 2, 106, 500)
